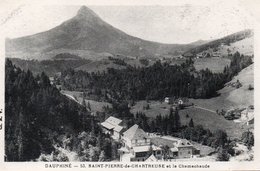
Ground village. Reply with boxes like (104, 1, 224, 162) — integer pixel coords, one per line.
(58, 88, 254, 162)
(101, 115, 201, 162)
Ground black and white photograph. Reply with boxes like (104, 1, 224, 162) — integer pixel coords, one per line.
(1, 0, 259, 168)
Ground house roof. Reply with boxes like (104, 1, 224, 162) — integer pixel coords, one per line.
(101, 116, 123, 130)
(161, 136, 193, 147)
(175, 139, 193, 148)
(132, 145, 161, 153)
(183, 52, 194, 57)
(145, 154, 158, 162)
(101, 121, 115, 130)
(123, 124, 148, 140)
(106, 116, 122, 125)
(170, 147, 178, 152)
(151, 136, 193, 149)
(114, 125, 124, 132)
(118, 147, 130, 153)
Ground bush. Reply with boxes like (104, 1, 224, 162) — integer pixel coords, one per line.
(235, 80, 242, 89)
(217, 147, 230, 161)
(248, 84, 254, 90)
(139, 59, 149, 66)
(226, 145, 235, 156)
(143, 104, 150, 110)
(241, 131, 254, 149)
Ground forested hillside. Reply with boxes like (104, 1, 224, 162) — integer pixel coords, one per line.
(5, 60, 117, 161)
(59, 52, 252, 102)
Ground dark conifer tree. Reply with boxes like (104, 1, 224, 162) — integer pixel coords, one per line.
(189, 118, 194, 127)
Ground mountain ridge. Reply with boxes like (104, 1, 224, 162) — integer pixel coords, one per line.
(6, 6, 203, 60)
(6, 6, 253, 60)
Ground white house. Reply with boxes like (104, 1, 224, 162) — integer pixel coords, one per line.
(178, 99, 184, 105)
(240, 105, 254, 125)
(151, 136, 198, 159)
(101, 116, 124, 140)
(170, 138, 194, 158)
(165, 97, 170, 104)
(119, 124, 162, 162)
(113, 125, 124, 140)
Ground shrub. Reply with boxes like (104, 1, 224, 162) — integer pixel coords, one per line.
(248, 84, 254, 90)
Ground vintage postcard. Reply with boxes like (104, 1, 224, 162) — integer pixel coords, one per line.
(0, 0, 259, 170)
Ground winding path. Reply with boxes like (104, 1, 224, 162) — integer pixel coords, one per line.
(192, 105, 216, 114)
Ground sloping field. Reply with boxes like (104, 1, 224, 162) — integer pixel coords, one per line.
(194, 57, 231, 73)
(219, 37, 254, 56)
(130, 101, 247, 138)
(130, 100, 172, 118)
(190, 64, 254, 111)
(61, 90, 111, 112)
(179, 107, 249, 138)
(226, 64, 254, 107)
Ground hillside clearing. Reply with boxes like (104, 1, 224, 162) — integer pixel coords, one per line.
(179, 107, 249, 138)
(130, 100, 172, 118)
(218, 36, 253, 56)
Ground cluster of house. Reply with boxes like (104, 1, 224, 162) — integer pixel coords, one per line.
(195, 51, 221, 58)
(236, 105, 254, 125)
(101, 116, 199, 162)
(225, 105, 254, 126)
(164, 97, 193, 110)
(175, 49, 222, 60)
(164, 97, 184, 105)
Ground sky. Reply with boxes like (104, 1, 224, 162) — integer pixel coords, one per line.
(1, 2, 255, 44)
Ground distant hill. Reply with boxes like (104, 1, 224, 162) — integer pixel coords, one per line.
(184, 29, 253, 56)
(52, 53, 83, 60)
(6, 6, 204, 60)
(188, 39, 209, 46)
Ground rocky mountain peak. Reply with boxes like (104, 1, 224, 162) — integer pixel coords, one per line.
(76, 6, 99, 19)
